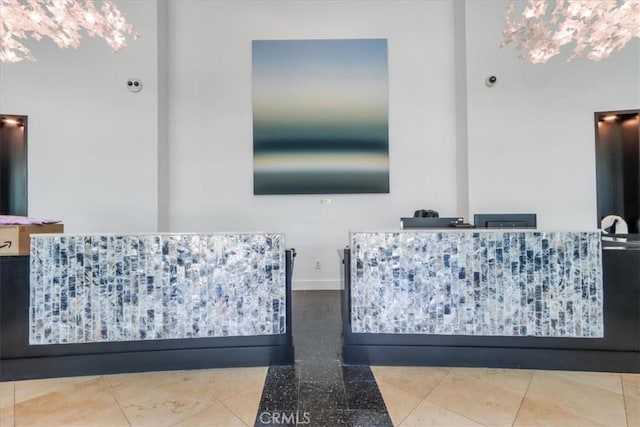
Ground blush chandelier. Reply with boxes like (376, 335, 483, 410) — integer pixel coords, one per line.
(0, 0, 137, 63)
(501, 0, 640, 64)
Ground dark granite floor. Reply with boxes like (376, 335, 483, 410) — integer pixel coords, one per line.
(255, 291, 392, 427)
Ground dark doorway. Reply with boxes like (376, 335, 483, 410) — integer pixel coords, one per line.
(595, 110, 640, 234)
(0, 115, 28, 216)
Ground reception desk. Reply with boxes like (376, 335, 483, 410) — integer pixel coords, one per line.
(342, 230, 639, 372)
(1, 232, 294, 381)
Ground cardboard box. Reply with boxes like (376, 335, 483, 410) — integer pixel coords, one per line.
(0, 223, 64, 256)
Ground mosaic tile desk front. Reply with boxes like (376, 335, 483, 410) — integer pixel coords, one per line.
(350, 231, 603, 337)
(29, 233, 286, 345)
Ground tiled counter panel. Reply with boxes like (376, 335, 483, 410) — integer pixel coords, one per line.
(30, 233, 286, 345)
(341, 231, 639, 372)
(350, 231, 603, 338)
(1, 233, 294, 381)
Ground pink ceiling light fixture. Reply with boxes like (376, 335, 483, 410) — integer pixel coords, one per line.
(0, 0, 138, 63)
(501, 0, 640, 64)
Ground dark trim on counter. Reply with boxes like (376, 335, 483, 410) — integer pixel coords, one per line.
(343, 345, 639, 373)
(1, 345, 293, 381)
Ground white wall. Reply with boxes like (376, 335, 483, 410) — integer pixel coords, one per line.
(167, 0, 459, 289)
(464, 0, 640, 231)
(0, 1, 160, 233)
(4, 0, 637, 289)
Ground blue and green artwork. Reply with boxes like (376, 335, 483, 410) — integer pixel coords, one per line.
(252, 39, 389, 195)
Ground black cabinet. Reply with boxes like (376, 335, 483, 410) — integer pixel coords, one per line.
(601, 247, 640, 352)
(0, 256, 29, 358)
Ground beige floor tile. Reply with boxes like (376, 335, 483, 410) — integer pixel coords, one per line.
(623, 373, 640, 400)
(0, 382, 14, 405)
(0, 382, 14, 422)
(371, 366, 449, 399)
(14, 377, 128, 427)
(178, 367, 266, 402)
(425, 372, 522, 426)
(544, 370, 623, 395)
(64, 403, 130, 427)
(114, 382, 219, 427)
(399, 399, 484, 427)
(106, 367, 266, 404)
(103, 370, 189, 398)
(513, 398, 604, 427)
(14, 375, 99, 404)
(1, 416, 15, 427)
(222, 384, 264, 426)
(452, 367, 534, 396)
(189, 367, 267, 401)
(525, 371, 626, 426)
(627, 396, 640, 427)
(376, 380, 422, 426)
(172, 399, 246, 427)
(111, 368, 263, 427)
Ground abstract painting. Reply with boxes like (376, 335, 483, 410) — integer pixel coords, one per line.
(252, 39, 389, 195)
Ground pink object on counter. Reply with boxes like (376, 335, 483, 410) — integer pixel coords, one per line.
(0, 215, 61, 225)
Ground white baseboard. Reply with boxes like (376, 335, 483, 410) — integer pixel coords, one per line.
(292, 279, 343, 291)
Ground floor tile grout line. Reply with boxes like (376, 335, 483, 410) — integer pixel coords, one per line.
(206, 368, 269, 426)
(374, 367, 454, 427)
(621, 374, 630, 427)
(219, 395, 254, 427)
(416, 396, 489, 427)
(429, 368, 534, 427)
(526, 370, 629, 426)
(422, 367, 452, 400)
(100, 375, 132, 427)
(417, 368, 494, 427)
(219, 369, 269, 403)
(547, 369, 627, 396)
(375, 379, 422, 427)
(621, 373, 633, 399)
(614, 371, 627, 398)
(392, 367, 452, 427)
(11, 381, 15, 427)
(217, 372, 269, 426)
(509, 369, 536, 427)
(368, 366, 393, 418)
